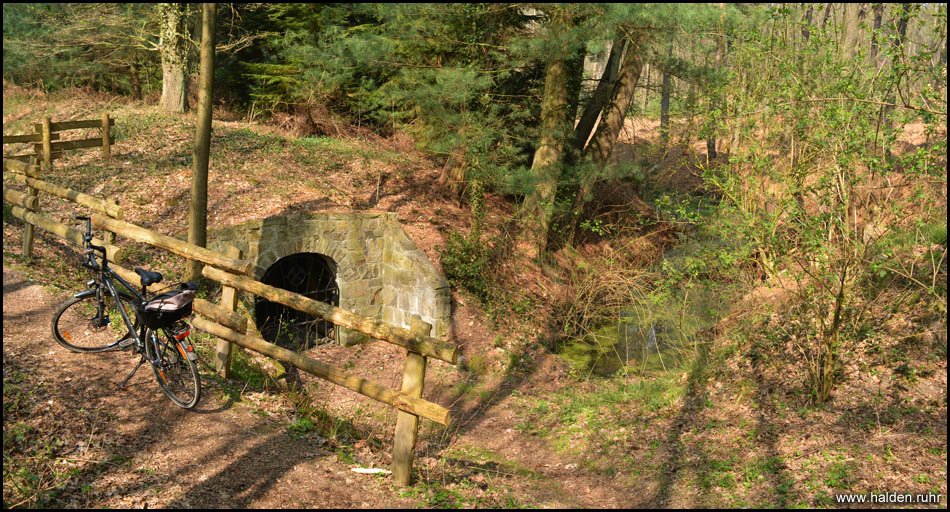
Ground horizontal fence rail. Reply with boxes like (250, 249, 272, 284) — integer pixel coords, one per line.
(3, 158, 35, 173)
(8, 206, 126, 264)
(89, 213, 253, 275)
(3, 114, 114, 167)
(191, 316, 452, 426)
(9, 173, 123, 219)
(3, 187, 39, 211)
(34, 136, 114, 155)
(3, 133, 60, 144)
(32, 118, 114, 132)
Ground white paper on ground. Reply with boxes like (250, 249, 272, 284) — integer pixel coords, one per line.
(351, 468, 392, 475)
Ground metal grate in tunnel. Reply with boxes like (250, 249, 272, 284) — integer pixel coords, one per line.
(255, 252, 339, 350)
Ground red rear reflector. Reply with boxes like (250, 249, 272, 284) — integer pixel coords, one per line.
(174, 330, 190, 341)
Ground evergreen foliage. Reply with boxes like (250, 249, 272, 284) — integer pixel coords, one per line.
(2, 3, 159, 95)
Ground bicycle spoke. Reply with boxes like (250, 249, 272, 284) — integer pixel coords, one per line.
(52, 292, 140, 352)
(146, 327, 200, 408)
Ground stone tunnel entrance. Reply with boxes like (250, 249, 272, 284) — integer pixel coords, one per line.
(255, 253, 339, 350)
(209, 212, 452, 347)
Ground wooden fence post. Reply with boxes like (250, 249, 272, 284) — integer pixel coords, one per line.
(101, 112, 111, 161)
(214, 244, 242, 378)
(103, 226, 116, 246)
(392, 316, 432, 487)
(41, 117, 53, 172)
(22, 154, 40, 261)
(104, 196, 120, 246)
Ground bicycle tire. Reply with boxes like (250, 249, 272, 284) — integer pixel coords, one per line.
(51, 290, 141, 352)
(145, 326, 201, 409)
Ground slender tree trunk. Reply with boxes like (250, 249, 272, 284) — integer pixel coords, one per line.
(707, 3, 726, 161)
(436, 144, 466, 197)
(642, 62, 650, 113)
(573, 35, 624, 153)
(129, 61, 143, 100)
(571, 32, 644, 223)
(870, 3, 884, 61)
(522, 47, 572, 252)
(855, 3, 868, 58)
(820, 2, 832, 32)
(801, 4, 814, 44)
(186, 3, 215, 281)
(566, 48, 585, 127)
(563, 47, 586, 165)
(660, 36, 673, 146)
(159, 3, 190, 113)
(880, 4, 912, 162)
(937, 4, 947, 103)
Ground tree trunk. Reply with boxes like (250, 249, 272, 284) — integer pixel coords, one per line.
(159, 3, 190, 113)
(522, 45, 572, 252)
(129, 61, 142, 100)
(707, 3, 726, 162)
(642, 62, 650, 113)
(841, 3, 864, 59)
(571, 32, 644, 223)
(660, 36, 672, 146)
(572, 35, 624, 153)
(870, 3, 883, 61)
(801, 3, 814, 44)
(186, 3, 215, 281)
(882, 4, 912, 161)
(436, 145, 466, 197)
(566, 48, 585, 130)
(820, 3, 832, 32)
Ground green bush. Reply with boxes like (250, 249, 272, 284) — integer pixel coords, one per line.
(438, 230, 493, 303)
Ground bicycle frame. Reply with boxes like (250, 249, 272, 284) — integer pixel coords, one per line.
(95, 265, 146, 343)
(61, 216, 201, 406)
(74, 216, 151, 353)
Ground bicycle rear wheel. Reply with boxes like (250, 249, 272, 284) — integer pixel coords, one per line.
(145, 325, 201, 408)
(51, 291, 140, 352)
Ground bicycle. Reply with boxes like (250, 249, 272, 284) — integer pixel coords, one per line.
(50, 216, 202, 408)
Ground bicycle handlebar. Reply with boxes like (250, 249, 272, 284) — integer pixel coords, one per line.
(75, 216, 105, 269)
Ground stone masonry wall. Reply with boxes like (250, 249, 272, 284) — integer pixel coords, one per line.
(208, 212, 450, 346)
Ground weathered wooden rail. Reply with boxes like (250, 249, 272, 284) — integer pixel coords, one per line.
(2, 157, 458, 486)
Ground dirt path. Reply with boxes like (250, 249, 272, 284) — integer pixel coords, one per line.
(3, 268, 417, 508)
(3, 268, 632, 508)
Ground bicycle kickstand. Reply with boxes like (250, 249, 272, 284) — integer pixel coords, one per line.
(119, 355, 147, 388)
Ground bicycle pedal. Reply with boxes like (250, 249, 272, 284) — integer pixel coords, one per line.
(117, 337, 136, 350)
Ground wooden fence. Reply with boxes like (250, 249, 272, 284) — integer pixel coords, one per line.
(2, 159, 458, 487)
(3, 115, 118, 260)
(3, 113, 115, 168)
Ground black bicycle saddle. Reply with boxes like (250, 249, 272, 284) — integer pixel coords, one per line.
(134, 268, 164, 287)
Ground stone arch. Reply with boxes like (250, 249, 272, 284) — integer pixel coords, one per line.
(255, 252, 339, 349)
(209, 212, 451, 346)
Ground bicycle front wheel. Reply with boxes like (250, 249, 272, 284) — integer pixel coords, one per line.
(145, 327, 201, 409)
(51, 291, 140, 352)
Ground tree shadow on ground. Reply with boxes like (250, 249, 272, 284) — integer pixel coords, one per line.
(647, 341, 711, 507)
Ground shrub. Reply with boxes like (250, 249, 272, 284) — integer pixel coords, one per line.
(438, 229, 493, 303)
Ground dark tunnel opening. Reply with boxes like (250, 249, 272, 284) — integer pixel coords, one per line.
(255, 253, 339, 350)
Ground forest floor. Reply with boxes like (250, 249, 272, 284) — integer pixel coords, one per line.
(3, 84, 947, 508)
